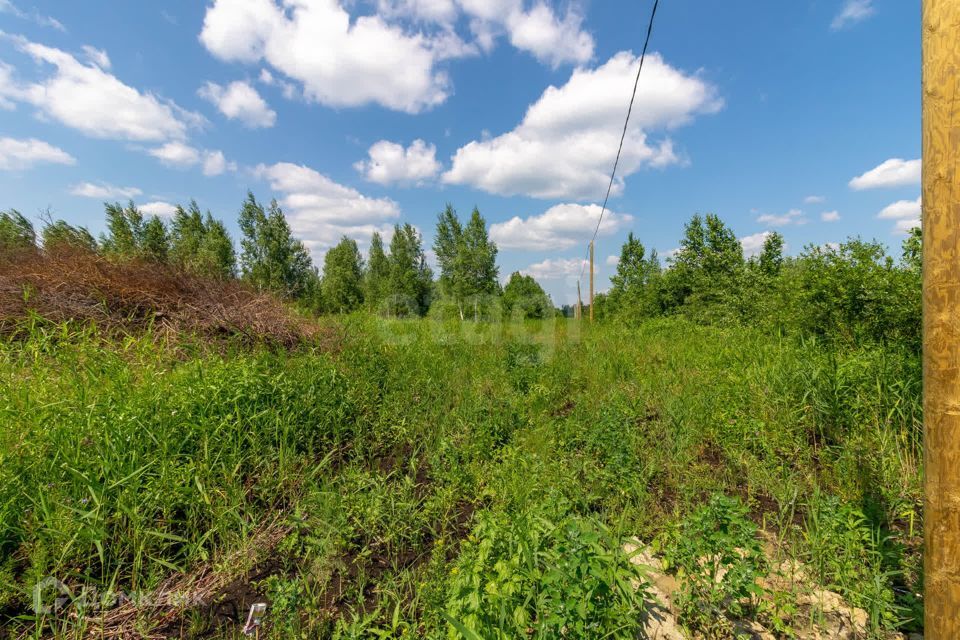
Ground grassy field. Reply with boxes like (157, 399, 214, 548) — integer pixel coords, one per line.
(0, 315, 923, 638)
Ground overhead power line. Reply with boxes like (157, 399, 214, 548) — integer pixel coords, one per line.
(578, 0, 661, 283)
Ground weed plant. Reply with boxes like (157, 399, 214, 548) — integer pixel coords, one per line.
(0, 315, 923, 637)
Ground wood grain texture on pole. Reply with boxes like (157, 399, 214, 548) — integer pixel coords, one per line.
(923, 0, 960, 635)
(589, 241, 595, 323)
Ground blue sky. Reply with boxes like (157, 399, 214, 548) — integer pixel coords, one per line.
(0, 0, 921, 303)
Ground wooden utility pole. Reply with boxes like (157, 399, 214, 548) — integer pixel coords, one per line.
(576, 280, 582, 320)
(923, 1, 960, 635)
(589, 241, 595, 322)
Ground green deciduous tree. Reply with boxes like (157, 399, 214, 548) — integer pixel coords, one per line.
(170, 201, 236, 278)
(41, 219, 97, 252)
(898, 227, 923, 352)
(169, 202, 206, 267)
(901, 226, 921, 273)
(608, 232, 662, 318)
(293, 267, 324, 316)
(789, 239, 918, 348)
(200, 217, 238, 279)
(321, 236, 364, 313)
(98, 202, 171, 261)
(434, 204, 465, 299)
(0, 209, 37, 254)
(703, 213, 744, 280)
(101, 201, 145, 258)
(595, 211, 920, 351)
(433, 205, 499, 319)
(140, 216, 170, 262)
(365, 231, 390, 313)
(758, 232, 785, 277)
(502, 272, 552, 319)
(663, 213, 744, 320)
(387, 223, 432, 317)
(238, 192, 314, 299)
(463, 207, 499, 296)
(737, 231, 786, 324)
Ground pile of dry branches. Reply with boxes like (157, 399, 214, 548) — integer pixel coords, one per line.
(0, 248, 324, 349)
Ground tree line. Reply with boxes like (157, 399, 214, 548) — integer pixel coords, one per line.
(596, 213, 922, 352)
(0, 196, 553, 319)
(2, 198, 921, 345)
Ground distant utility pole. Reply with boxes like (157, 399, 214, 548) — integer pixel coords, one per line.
(589, 240, 595, 322)
(576, 280, 582, 320)
(922, 0, 960, 636)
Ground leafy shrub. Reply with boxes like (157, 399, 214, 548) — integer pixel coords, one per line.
(786, 239, 920, 350)
(260, 575, 305, 638)
(606, 215, 922, 353)
(661, 494, 767, 636)
(802, 494, 905, 631)
(444, 502, 648, 639)
(504, 341, 542, 394)
(556, 398, 643, 508)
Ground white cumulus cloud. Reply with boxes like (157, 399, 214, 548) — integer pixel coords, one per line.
(831, 0, 875, 30)
(894, 219, 920, 235)
(490, 203, 632, 250)
(149, 141, 201, 166)
(376, 0, 594, 66)
(199, 0, 599, 112)
(198, 80, 276, 128)
(503, 2, 593, 67)
(139, 201, 178, 217)
(377, 0, 459, 25)
(254, 161, 401, 252)
(740, 231, 772, 258)
(354, 139, 441, 185)
(522, 257, 589, 280)
(199, 0, 459, 114)
(878, 196, 921, 235)
(804, 195, 825, 204)
(5, 36, 202, 142)
(70, 182, 142, 199)
(81, 45, 110, 69)
(821, 210, 841, 222)
(202, 150, 234, 176)
(148, 142, 235, 176)
(878, 197, 921, 219)
(757, 208, 807, 227)
(443, 51, 721, 200)
(0, 136, 75, 170)
(849, 158, 920, 190)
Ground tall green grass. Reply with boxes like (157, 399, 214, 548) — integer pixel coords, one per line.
(0, 315, 923, 637)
